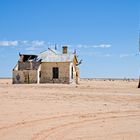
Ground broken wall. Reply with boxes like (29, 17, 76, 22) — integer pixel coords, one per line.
(18, 61, 40, 70)
(13, 70, 37, 84)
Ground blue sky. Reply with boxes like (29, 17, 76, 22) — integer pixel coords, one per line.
(0, 0, 140, 78)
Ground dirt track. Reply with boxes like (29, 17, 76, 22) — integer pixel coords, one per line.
(0, 79, 140, 140)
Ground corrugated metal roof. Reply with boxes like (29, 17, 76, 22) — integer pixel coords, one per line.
(41, 54, 75, 62)
(37, 49, 75, 62)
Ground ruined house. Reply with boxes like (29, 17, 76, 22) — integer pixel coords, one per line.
(12, 46, 80, 84)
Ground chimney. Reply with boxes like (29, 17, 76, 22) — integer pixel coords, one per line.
(62, 46, 68, 54)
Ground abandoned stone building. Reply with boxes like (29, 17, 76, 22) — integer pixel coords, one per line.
(12, 46, 80, 84)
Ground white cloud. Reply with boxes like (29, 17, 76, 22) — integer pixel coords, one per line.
(80, 51, 112, 57)
(20, 40, 46, 47)
(102, 54, 112, 57)
(0, 40, 47, 47)
(93, 44, 111, 48)
(29, 40, 46, 47)
(120, 54, 130, 58)
(22, 40, 46, 51)
(0, 41, 18, 46)
(25, 46, 37, 51)
(119, 53, 140, 58)
(0, 41, 111, 50)
(76, 44, 111, 49)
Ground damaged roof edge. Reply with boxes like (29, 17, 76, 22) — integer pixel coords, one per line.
(18, 47, 79, 63)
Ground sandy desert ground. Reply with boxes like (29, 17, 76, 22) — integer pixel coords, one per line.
(0, 78, 140, 140)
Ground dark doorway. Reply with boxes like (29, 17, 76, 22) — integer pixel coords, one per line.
(71, 66, 73, 79)
(53, 67, 59, 79)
